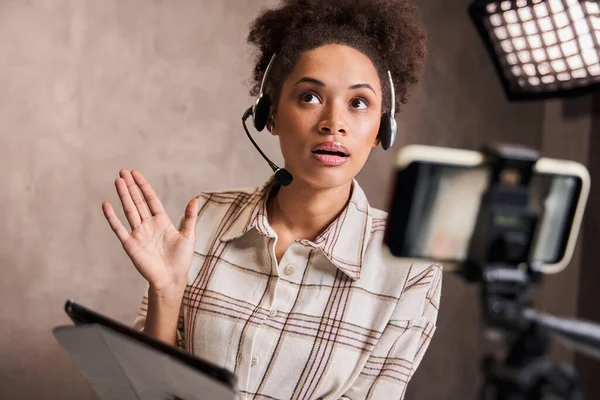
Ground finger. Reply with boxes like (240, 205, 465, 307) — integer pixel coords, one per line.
(102, 201, 131, 244)
(115, 177, 142, 230)
(131, 170, 166, 216)
(120, 169, 152, 221)
(180, 197, 200, 240)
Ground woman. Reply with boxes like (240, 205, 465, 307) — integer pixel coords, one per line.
(102, 0, 442, 398)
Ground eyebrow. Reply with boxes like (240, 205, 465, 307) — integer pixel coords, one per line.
(294, 77, 377, 95)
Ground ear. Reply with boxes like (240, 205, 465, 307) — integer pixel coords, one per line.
(267, 114, 278, 136)
(373, 121, 382, 147)
(372, 133, 381, 148)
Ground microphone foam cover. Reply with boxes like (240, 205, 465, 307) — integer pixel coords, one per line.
(275, 169, 293, 186)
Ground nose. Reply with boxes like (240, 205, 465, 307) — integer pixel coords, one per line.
(317, 103, 347, 135)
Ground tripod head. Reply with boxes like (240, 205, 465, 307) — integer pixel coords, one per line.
(461, 144, 542, 334)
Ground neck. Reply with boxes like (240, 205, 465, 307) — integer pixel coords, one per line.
(268, 178, 353, 241)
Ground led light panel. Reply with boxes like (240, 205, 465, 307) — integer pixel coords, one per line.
(470, 0, 600, 100)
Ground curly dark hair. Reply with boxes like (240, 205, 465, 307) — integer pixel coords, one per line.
(247, 0, 427, 114)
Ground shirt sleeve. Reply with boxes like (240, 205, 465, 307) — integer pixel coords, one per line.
(339, 264, 443, 400)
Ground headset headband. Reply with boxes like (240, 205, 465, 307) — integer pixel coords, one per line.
(259, 53, 277, 98)
(387, 71, 395, 119)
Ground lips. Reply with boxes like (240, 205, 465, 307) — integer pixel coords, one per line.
(311, 141, 349, 166)
(311, 141, 350, 157)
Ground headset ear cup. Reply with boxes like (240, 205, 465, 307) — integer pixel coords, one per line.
(389, 117, 397, 149)
(379, 114, 392, 150)
(253, 95, 272, 132)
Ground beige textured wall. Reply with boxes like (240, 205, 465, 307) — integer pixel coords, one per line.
(1, 1, 281, 398)
(2, 1, 579, 399)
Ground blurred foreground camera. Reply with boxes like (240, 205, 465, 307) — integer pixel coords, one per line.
(384, 143, 599, 400)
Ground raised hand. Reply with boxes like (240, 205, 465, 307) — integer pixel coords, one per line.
(102, 170, 199, 298)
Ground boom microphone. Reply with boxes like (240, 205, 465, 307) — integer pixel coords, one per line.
(242, 107, 293, 186)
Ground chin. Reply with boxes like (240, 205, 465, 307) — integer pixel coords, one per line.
(288, 166, 356, 190)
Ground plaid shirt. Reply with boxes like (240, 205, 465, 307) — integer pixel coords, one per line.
(134, 176, 442, 399)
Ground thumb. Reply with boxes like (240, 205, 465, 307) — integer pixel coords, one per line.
(180, 197, 200, 240)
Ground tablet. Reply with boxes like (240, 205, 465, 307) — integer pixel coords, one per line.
(61, 300, 239, 397)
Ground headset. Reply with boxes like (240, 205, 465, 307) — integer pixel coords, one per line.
(242, 53, 397, 186)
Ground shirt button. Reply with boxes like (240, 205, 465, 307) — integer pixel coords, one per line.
(284, 264, 296, 276)
(269, 309, 278, 318)
(251, 355, 259, 367)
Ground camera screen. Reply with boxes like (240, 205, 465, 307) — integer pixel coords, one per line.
(386, 162, 582, 265)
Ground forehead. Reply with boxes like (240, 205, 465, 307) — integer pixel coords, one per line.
(286, 44, 382, 93)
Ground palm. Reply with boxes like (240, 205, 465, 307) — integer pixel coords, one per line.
(102, 170, 199, 294)
(124, 214, 190, 288)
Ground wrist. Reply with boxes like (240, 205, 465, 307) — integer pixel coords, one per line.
(148, 283, 186, 303)
(144, 286, 184, 346)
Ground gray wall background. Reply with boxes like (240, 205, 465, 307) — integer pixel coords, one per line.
(1, 1, 593, 399)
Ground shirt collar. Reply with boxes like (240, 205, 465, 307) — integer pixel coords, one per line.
(220, 176, 373, 280)
(219, 176, 278, 242)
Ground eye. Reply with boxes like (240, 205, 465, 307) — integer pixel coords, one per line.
(350, 97, 369, 110)
(299, 92, 321, 104)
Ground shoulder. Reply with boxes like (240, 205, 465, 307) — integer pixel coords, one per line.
(369, 206, 388, 234)
(174, 184, 264, 233)
(194, 184, 265, 225)
(195, 185, 262, 208)
(361, 206, 442, 321)
(191, 182, 271, 223)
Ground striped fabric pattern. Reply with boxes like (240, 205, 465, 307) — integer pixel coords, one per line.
(134, 176, 442, 399)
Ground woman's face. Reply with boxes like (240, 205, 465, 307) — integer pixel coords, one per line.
(271, 44, 383, 191)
